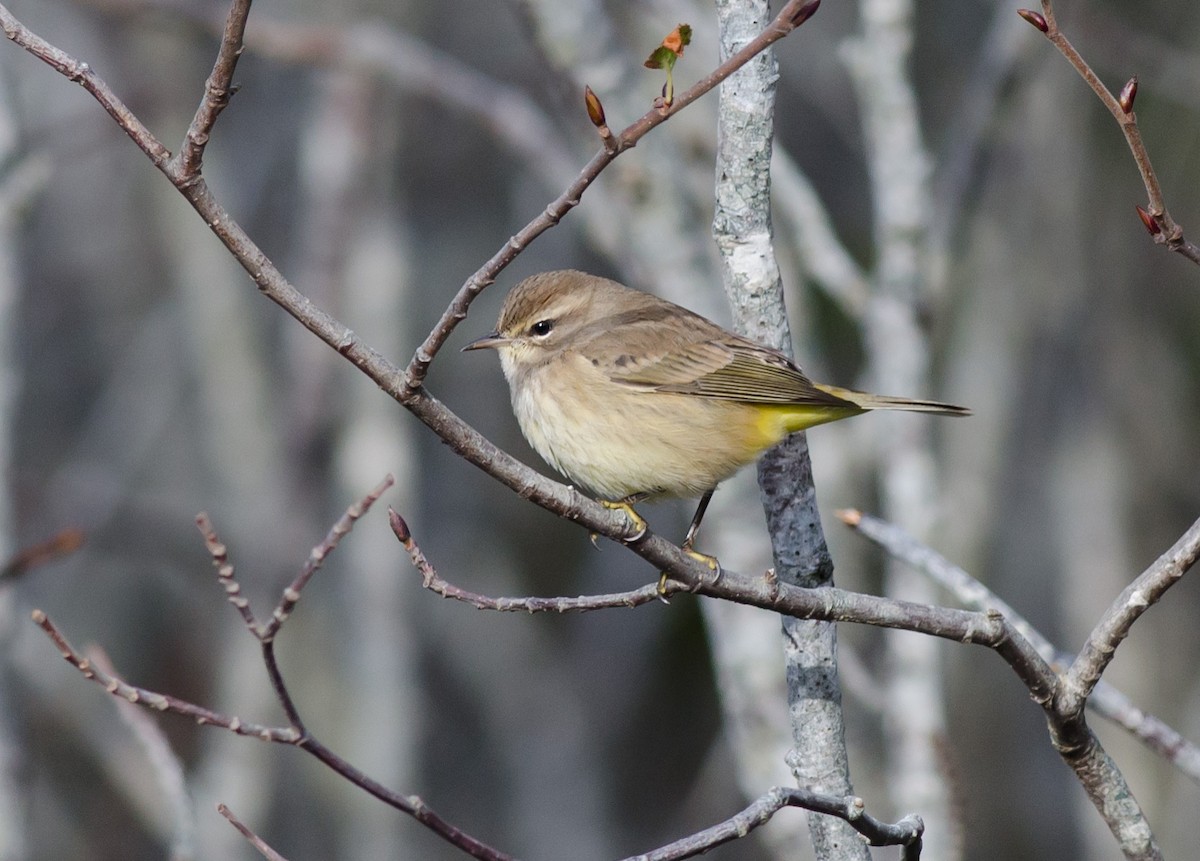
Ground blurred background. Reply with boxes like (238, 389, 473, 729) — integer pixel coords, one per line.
(2, 0, 1200, 858)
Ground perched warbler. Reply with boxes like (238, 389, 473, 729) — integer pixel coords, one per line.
(464, 270, 968, 552)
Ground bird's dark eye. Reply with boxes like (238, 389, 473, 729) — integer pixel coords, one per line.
(530, 319, 554, 337)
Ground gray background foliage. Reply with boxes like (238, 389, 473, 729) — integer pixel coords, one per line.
(2, 0, 1200, 859)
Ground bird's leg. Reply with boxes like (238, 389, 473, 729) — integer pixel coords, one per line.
(590, 495, 649, 547)
(682, 488, 714, 552)
(658, 488, 721, 597)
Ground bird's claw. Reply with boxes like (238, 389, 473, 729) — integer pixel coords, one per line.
(600, 500, 648, 543)
(656, 549, 721, 601)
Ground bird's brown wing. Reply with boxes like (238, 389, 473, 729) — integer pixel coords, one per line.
(603, 334, 856, 408)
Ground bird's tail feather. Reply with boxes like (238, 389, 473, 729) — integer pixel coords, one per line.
(815, 384, 971, 417)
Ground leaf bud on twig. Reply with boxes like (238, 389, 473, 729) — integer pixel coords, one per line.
(584, 86, 606, 128)
(387, 507, 411, 543)
(1135, 205, 1161, 236)
(789, 0, 821, 28)
(1017, 9, 1049, 33)
(1118, 77, 1138, 114)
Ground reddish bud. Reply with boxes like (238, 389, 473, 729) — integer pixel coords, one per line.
(1017, 9, 1049, 33)
(387, 507, 411, 542)
(1118, 76, 1138, 114)
(1135, 205, 1161, 236)
(584, 86, 606, 128)
(791, 0, 821, 27)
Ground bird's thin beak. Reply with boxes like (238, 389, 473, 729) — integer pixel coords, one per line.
(462, 331, 508, 352)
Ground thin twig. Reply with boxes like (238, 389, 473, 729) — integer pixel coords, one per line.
(32, 508, 518, 861)
(1021, 2, 1200, 264)
(217, 804, 289, 861)
(170, 0, 251, 179)
(262, 473, 394, 640)
(621, 787, 923, 861)
(387, 503, 1058, 703)
(196, 513, 258, 630)
(35, 496, 961, 861)
(388, 507, 674, 610)
(32, 609, 301, 743)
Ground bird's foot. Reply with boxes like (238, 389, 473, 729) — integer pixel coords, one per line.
(656, 548, 721, 602)
(595, 499, 648, 544)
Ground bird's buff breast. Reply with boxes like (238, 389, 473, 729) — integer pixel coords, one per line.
(505, 352, 777, 500)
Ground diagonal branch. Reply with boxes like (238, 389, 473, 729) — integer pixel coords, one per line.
(390, 502, 1058, 706)
(0, 0, 824, 574)
(401, 0, 822, 391)
(218, 804, 289, 861)
(839, 508, 1176, 860)
(1063, 515, 1200, 712)
(171, 0, 252, 179)
(1019, 2, 1200, 265)
(841, 508, 1200, 785)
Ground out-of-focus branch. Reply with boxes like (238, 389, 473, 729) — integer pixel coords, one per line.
(77, 0, 583, 198)
(0, 528, 84, 582)
(217, 804, 289, 861)
(1018, 3, 1200, 265)
(840, 509, 1181, 861)
(771, 148, 870, 319)
(841, 508, 1200, 785)
(90, 648, 197, 861)
(840, 0, 954, 854)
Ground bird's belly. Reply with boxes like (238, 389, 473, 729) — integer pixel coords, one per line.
(511, 361, 770, 501)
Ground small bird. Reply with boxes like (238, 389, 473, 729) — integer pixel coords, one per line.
(464, 270, 968, 559)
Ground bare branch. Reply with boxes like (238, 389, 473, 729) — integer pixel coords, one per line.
(32, 510, 519, 861)
(262, 473, 393, 641)
(1020, 2, 1200, 264)
(388, 502, 1057, 703)
(0, 7, 172, 167)
(217, 804, 289, 861)
(0, 0, 825, 574)
(389, 507, 670, 610)
(35, 485, 940, 861)
(1064, 515, 1200, 712)
(619, 786, 923, 861)
(403, 0, 823, 391)
(840, 508, 1200, 786)
(838, 509, 1172, 859)
(32, 609, 301, 743)
(170, 0, 252, 180)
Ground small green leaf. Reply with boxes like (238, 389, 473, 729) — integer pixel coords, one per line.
(644, 45, 678, 71)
